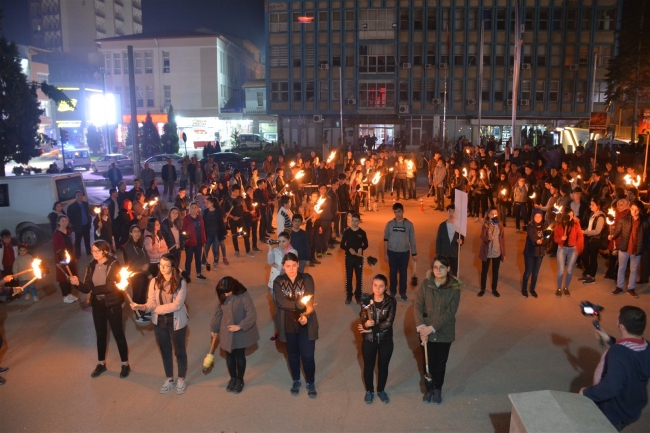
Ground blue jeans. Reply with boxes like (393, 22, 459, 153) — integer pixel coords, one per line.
(20, 282, 37, 297)
(204, 235, 226, 264)
(388, 250, 410, 296)
(299, 260, 306, 273)
(185, 245, 202, 275)
(556, 246, 578, 289)
(617, 251, 641, 291)
(522, 255, 544, 293)
(285, 332, 316, 384)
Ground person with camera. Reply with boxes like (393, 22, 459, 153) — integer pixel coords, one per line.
(478, 207, 505, 297)
(358, 274, 396, 404)
(70, 240, 130, 379)
(554, 208, 584, 298)
(580, 306, 650, 431)
(415, 255, 462, 404)
(341, 213, 369, 305)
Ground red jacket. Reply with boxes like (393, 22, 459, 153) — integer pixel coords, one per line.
(52, 229, 78, 283)
(182, 214, 206, 247)
(554, 220, 584, 255)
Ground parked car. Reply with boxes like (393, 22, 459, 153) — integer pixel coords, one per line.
(200, 152, 251, 173)
(262, 132, 278, 143)
(142, 154, 184, 173)
(92, 154, 134, 174)
(56, 148, 92, 170)
(239, 133, 272, 149)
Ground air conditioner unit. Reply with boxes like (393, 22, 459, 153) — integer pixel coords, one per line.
(569, 64, 579, 71)
(432, 98, 441, 105)
(507, 99, 513, 106)
(424, 64, 432, 70)
(509, 67, 514, 75)
(521, 99, 530, 106)
(522, 63, 531, 70)
(313, 115, 323, 123)
(402, 62, 412, 69)
(346, 98, 356, 105)
(467, 98, 476, 105)
(319, 63, 329, 70)
(438, 63, 448, 70)
(398, 104, 409, 114)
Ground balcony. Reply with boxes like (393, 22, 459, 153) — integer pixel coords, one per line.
(114, 0, 124, 5)
(95, 8, 105, 19)
(133, 14, 142, 25)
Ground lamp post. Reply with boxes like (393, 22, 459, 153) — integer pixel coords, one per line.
(98, 67, 112, 154)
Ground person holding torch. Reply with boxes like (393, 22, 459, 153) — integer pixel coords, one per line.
(52, 215, 79, 304)
(69, 240, 130, 379)
(273, 252, 319, 398)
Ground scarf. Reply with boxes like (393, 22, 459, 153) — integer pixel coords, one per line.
(593, 338, 648, 385)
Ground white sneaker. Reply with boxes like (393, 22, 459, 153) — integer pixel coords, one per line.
(176, 379, 187, 395)
(33, 296, 40, 302)
(24, 294, 31, 300)
(69, 294, 79, 301)
(63, 295, 75, 303)
(160, 379, 176, 394)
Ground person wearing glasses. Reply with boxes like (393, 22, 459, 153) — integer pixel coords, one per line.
(70, 240, 130, 379)
(414, 255, 462, 405)
(383, 202, 417, 300)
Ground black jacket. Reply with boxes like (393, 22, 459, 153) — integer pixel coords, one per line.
(523, 221, 551, 257)
(436, 221, 464, 258)
(77, 256, 124, 307)
(67, 200, 91, 231)
(161, 164, 177, 182)
(610, 215, 650, 255)
(202, 207, 227, 240)
(160, 218, 186, 252)
(359, 295, 396, 342)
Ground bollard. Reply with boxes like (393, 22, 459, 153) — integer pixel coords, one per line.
(419, 198, 424, 212)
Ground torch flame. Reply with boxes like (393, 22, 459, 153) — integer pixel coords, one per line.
(500, 189, 506, 195)
(360, 158, 366, 165)
(313, 197, 326, 214)
(407, 160, 414, 171)
(300, 295, 312, 305)
(290, 161, 296, 168)
(32, 258, 42, 279)
(624, 174, 632, 185)
(295, 170, 305, 180)
(389, 168, 394, 172)
(252, 202, 258, 207)
(61, 250, 71, 265)
(94, 207, 101, 215)
(148, 200, 156, 207)
(116, 268, 134, 292)
(553, 203, 563, 214)
(462, 168, 468, 177)
(371, 172, 382, 185)
(633, 175, 641, 187)
(326, 150, 337, 163)
(608, 208, 616, 218)
(529, 192, 536, 199)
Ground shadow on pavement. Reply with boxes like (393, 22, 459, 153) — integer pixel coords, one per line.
(489, 411, 511, 433)
(551, 333, 601, 392)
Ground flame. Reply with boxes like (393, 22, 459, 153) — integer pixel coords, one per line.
(407, 160, 414, 170)
(371, 172, 382, 185)
(148, 200, 156, 207)
(252, 202, 258, 207)
(295, 170, 305, 180)
(480, 171, 484, 179)
(32, 258, 42, 279)
(61, 250, 71, 265)
(360, 158, 366, 165)
(633, 175, 641, 187)
(326, 150, 337, 163)
(607, 217, 616, 226)
(237, 227, 243, 233)
(494, 161, 498, 166)
(389, 168, 394, 172)
(116, 267, 134, 292)
(290, 161, 296, 168)
(529, 192, 536, 199)
(462, 168, 467, 177)
(466, 148, 470, 154)
(577, 175, 581, 179)
(608, 208, 616, 218)
(242, 190, 246, 199)
(500, 189, 506, 195)
(624, 174, 632, 185)
(553, 203, 563, 214)
(94, 207, 101, 215)
(299, 295, 312, 305)
(313, 197, 326, 214)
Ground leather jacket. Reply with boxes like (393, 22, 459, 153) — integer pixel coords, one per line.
(359, 295, 396, 343)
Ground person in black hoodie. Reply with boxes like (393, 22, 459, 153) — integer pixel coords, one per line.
(203, 197, 228, 268)
(358, 274, 396, 404)
(122, 225, 151, 323)
(580, 306, 650, 431)
(340, 213, 369, 304)
(521, 209, 550, 298)
(70, 240, 130, 378)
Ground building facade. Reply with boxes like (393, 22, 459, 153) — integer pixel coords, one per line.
(96, 31, 262, 149)
(266, 0, 622, 149)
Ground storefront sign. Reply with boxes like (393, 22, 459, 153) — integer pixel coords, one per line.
(638, 109, 650, 136)
(589, 112, 608, 134)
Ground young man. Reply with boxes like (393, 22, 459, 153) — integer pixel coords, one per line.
(340, 213, 369, 304)
(383, 203, 417, 300)
(182, 202, 207, 279)
(66, 191, 92, 257)
(580, 306, 650, 431)
(316, 183, 334, 257)
(224, 186, 254, 258)
(435, 204, 464, 277)
(174, 188, 188, 217)
(202, 197, 227, 270)
(432, 158, 447, 210)
(128, 178, 145, 202)
(290, 214, 310, 272)
(161, 157, 177, 202)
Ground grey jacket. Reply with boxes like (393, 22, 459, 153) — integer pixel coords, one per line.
(210, 291, 259, 352)
(433, 165, 447, 187)
(143, 277, 188, 331)
(384, 218, 417, 255)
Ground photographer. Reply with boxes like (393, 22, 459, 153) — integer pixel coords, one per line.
(580, 306, 650, 431)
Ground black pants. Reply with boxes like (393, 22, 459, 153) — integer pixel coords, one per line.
(185, 245, 202, 275)
(153, 315, 187, 378)
(582, 239, 600, 278)
(513, 203, 528, 230)
(448, 255, 458, 277)
(480, 256, 502, 291)
(285, 332, 316, 384)
(345, 255, 363, 300)
(248, 218, 259, 249)
(230, 219, 251, 253)
(362, 338, 394, 393)
(59, 281, 72, 297)
(335, 212, 347, 237)
(259, 209, 269, 240)
(388, 250, 409, 297)
(74, 225, 91, 257)
(91, 298, 128, 362)
(130, 271, 149, 308)
(226, 347, 246, 380)
(422, 341, 452, 391)
(319, 221, 332, 253)
(605, 252, 618, 279)
(307, 226, 318, 260)
(436, 186, 445, 210)
(394, 179, 407, 199)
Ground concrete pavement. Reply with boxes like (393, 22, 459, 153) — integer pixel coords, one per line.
(0, 189, 648, 432)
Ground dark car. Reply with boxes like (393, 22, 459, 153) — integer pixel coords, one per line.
(200, 152, 251, 173)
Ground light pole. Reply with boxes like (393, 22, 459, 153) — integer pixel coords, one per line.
(99, 67, 112, 154)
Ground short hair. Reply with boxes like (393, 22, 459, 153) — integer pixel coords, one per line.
(206, 197, 217, 206)
(392, 202, 404, 211)
(351, 213, 361, 220)
(75, 190, 84, 196)
(338, 173, 347, 180)
(189, 201, 199, 207)
(446, 203, 455, 211)
(279, 196, 291, 207)
(281, 252, 299, 265)
(318, 183, 327, 189)
(256, 179, 265, 187)
(178, 187, 186, 192)
(331, 178, 340, 186)
(372, 274, 388, 287)
(92, 240, 111, 256)
(593, 170, 602, 177)
(149, 179, 156, 187)
(619, 306, 647, 336)
(133, 178, 140, 182)
(292, 213, 304, 222)
(0, 229, 11, 237)
(109, 188, 117, 194)
(230, 185, 241, 192)
(275, 167, 283, 174)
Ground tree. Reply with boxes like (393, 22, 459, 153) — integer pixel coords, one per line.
(86, 125, 104, 154)
(140, 112, 161, 158)
(161, 105, 179, 154)
(231, 128, 241, 148)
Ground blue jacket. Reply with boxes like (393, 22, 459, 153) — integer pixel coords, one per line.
(583, 340, 650, 428)
(289, 229, 310, 261)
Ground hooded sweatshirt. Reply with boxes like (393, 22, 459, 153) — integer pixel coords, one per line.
(524, 209, 550, 257)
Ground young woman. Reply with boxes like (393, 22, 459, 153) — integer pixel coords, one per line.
(132, 192, 152, 231)
(48, 201, 66, 233)
(160, 207, 184, 265)
(144, 217, 169, 278)
(210, 276, 259, 394)
(70, 240, 130, 378)
(473, 169, 490, 222)
(118, 199, 137, 246)
(580, 198, 606, 285)
(131, 253, 189, 395)
(495, 172, 512, 227)
(478, 207, 506, 297)
(272, 252, 319, 398)
(358, 274, 396, 404)
(449, 167, 467, 205)
(123, 225, 151, 323)
(52, 214, 79, 304)
(521, 209, 550, 298)
(414, 255, 462, 405)
(93, 205, 113, 249)
(554, 209, 584, 298)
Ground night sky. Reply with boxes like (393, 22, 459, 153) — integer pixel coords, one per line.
(1, 0, 266, 51)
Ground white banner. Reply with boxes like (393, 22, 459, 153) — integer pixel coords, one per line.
(454, 190, 468, 237)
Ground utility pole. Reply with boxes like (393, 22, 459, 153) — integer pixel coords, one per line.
(128, 46, 140, 178)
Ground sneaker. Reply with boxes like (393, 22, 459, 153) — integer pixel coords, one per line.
(431, 389, 442, 405)
(306, 383, 317, 398)
(628, 289, 639, 298)
(160, 379, 176, 394)
(63, 295, 75, 303)
(212, 262, 219, 270)
(477, 290, 486, 297)
(0, 367, 8, 374)
(135, 316, 150, 324)
(323, 251, 332, 256)
(400, 295, 408, 301)
(234, 252, 240, 258)
(316, 253, 322, 258)
(422, 391, 433, 403)
(492, 290, 501, 298)
(521, 291, 528, 298)
(223, 258, 230, 265)
(582, 277, 596, 285)
(197, 274, 207, 280)
(345, 298, 352, 305)
(253, 247, 262, 253)
(120, 364, 130, 379)
(364, 391, 374, 404)
(309, 262, 316, 267)
(312, 259, 321, 264)
(226, 378, 237, 392)
(33, 296, 39, 302)
(176, 379, 187, 395)
(603, 275, 616, 281)
(377, 391, 390, 404)
(246, 252, 255, 258)
(556, 289, 562, 298)
(611, 287, 624, 295)
(563, 287, 571, 297)
(69, 294, 79, 301)
(91, 364, 107, 378)
(578, 276, 589, 281)
(530, 291, 538, 298)
(24, 294, 31, 300)
(290, 380, 301, 396)
(515, 229, 520, 234)
(232, 379, 244, 394)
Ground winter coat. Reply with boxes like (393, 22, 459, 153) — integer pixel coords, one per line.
(272, 272, 319, 342)
(143, 276, 189, 331)
(610, 214, 650, 256)
(554, 220, 584, 255)
(414, 275, 462, 343)
(210, 291, 260, 352)
(524, 216, 551, 257)
(143, 230, 169, 263)
(76, 256, 123, 307)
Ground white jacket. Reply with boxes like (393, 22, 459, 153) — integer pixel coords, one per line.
(144, 277, 188, 330)
(267, 245, 297, 289)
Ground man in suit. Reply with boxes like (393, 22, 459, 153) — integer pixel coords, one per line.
(161, 157, 178, 202)
(107, 162, 122, 189)
(66, 190, 92, 256)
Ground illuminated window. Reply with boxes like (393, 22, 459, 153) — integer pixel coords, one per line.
(358, 81, 395, 108)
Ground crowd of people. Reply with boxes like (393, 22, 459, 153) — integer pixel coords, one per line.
(0, 141, 649, 431)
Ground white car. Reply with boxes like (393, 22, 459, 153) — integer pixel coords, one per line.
(92, 154, 134, 174)
(142, 154, 184, 173)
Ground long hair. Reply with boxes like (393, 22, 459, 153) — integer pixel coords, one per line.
(154, 253, 182, 295)
(166, 206, 182, 231)
(127, 225, 143, 248)
(146, 217, 161, 240)
(215, 276, 248, 305)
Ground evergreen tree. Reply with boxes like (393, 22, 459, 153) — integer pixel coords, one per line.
(86, 125, 104, 154)
(161, 105, 179, 154)
(140, 112, 161, 158)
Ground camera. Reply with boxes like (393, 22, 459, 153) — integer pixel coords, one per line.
(266, 239, 280, 245)
(580, 301, 603, 317)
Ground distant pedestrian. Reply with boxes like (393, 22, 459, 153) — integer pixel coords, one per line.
(52, 215, 80, 304)
(107, 162, 123, 189)
(478, 207, 505, 298)
(66, 190, 92, 257)
(162, 158, 178, 203)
